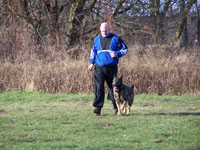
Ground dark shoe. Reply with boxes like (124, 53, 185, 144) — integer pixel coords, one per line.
(93, 108, 101, 116)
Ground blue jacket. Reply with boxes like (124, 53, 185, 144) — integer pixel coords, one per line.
(90, 33, 128, 66)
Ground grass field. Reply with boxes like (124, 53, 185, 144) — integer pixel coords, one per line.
(0, 91, 199, 150)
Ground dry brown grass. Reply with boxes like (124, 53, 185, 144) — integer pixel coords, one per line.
(118, 45, 200, 95)
(1, 17, 199, 95)
(0, 43, 200, 95)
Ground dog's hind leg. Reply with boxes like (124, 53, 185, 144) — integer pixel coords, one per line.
(121, 101, 127, 114)
(126, 105, 131, 115)
(121, 101, 125, 112)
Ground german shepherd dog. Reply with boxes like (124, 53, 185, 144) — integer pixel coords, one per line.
(112, 76, 134, 116)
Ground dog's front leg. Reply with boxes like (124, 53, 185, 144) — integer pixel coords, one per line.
(116, 101, 121, 116)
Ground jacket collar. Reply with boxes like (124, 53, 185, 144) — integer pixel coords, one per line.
(101, 33, 112, 39)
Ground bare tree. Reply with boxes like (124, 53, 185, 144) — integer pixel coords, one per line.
(173, 0, 197, 46)
(1, 0, 199, 52)
(66, 0, 97, 47)
(42, 0, 69, 47)
(148, 0, 171, 43)
(195, 1, 200, 47)
(180, 0, 188, 47)
(2, 0, 95, 47)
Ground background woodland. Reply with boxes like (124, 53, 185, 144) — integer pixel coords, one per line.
(0, 0, 200, 95)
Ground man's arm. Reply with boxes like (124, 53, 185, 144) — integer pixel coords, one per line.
(115, 37, 128, 58)
(90, 42, 97, 64)
(88, 42, 97, 71)
(88, 64, 94, 71)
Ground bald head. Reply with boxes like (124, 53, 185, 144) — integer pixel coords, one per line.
(100, 22, 110, 37)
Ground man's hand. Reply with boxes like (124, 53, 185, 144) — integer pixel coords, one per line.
(88, 64, 94, 71)
(110, 51, 117, 58)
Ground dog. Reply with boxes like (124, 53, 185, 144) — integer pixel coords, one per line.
(112, 76, 134, 116)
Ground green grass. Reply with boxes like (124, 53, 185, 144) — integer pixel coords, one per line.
(0, 91, 200, 150)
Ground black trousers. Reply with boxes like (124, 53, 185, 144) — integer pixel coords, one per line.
(93, 64, 118, 109)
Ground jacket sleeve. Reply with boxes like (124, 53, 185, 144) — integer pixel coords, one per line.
(90, 41, 97, 64)
(115, 37, 128, 58)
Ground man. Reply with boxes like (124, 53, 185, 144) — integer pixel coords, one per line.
(88, 22, 128, 116)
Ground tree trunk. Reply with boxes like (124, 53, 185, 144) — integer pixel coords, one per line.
(196, 2, 200, 47)
(149, 0, 156, 39)
(149, 0, 162, 43)
(66, 0, 83, 47)
(173, 0, 197, 46)
(156, 0, 170, 44)
(149, 0, 170, 44)
(197, 16, 200, 47)
(180, 0, 188, 47)
(81, 0, 97, 35)
(42, 0, 60, 46)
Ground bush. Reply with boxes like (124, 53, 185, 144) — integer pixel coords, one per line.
(0, 44, 199, 95)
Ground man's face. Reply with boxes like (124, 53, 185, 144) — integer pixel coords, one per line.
(100, 24, 109, 37)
